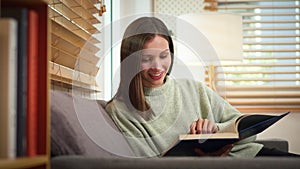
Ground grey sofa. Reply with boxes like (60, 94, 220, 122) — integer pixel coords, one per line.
(51, 156, 300, 169)
(50, 90, 300, 169)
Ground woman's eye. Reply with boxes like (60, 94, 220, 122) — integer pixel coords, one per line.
(142, 57, 152, 62)
(160, 55, 168, 59)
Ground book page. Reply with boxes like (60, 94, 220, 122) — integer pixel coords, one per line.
(218, 118, 239, 134)
(179, 132, 238, 140)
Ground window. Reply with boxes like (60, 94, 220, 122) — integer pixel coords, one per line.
(48, 0, 103, 98)
(205, 0, 300, 113)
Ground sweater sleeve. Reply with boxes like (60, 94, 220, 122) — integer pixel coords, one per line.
(199, 83, 242, 131)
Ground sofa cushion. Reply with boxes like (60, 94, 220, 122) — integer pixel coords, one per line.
(51, 155, 300, 169)
(50, 90, 134, 157)
(255, 139, 288, 152)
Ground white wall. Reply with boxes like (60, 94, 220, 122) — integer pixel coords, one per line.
(120, 0, 153, 18)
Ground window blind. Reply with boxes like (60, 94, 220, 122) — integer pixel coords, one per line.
(48, 0, 102, 94)
(204, 0, 300, 113)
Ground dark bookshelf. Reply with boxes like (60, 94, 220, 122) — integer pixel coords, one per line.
(0, 0, 49, 169)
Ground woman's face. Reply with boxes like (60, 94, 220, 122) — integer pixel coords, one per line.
(140, 35, 171, 88)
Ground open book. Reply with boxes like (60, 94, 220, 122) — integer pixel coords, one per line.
(163, 112, 290, 156)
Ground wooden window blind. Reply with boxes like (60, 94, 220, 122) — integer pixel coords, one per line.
(48, 0, 102, 94)
(205, 0, 300, 113)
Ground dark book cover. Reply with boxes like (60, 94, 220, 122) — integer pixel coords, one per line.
(164, 138, 238, 156)
(238, 112, 290, 139)
(163, 112, 290, 156)
(1, 7, 28, 157)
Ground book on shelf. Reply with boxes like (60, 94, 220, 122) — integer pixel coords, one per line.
(30, 3, 49, 155)
(1, 7, 28, 157)
(163, 112, 290, 156)
(26, 9, 39, 157)
(0, 18, 18, 158)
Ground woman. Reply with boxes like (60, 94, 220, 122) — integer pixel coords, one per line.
(105, 17, 296, 157)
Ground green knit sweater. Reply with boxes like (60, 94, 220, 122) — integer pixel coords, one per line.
(105, 77, 263, 157)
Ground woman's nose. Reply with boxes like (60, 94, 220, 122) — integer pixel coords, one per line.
(151, 58, 162, 69)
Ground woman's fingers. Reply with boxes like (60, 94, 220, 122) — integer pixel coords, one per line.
(194, 144, 234, 157)
(207, 120, 218, 133)
(194, 148, 205, 156)
(216, 144, 234, 157)
(202, 119, 209, 133)
(190, 118, 218, 134)
(196, 119, 204, 134)
(190, 121, 197, 134)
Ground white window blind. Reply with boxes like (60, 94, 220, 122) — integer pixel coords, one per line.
(48, 0, 102, 94)
(205, 0, 300, 113)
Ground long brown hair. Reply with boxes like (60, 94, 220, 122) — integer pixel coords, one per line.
(113, 17, 174, 113)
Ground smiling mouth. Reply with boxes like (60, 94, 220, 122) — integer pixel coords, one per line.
(149, 72, 164, 80)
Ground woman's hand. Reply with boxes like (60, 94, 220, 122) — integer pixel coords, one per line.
(189, 118, 218, 134)
(189, 118, 233, 157)
(194, 144, 234, 157)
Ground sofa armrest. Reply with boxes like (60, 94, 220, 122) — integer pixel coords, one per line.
(255, 139, 289, 152)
